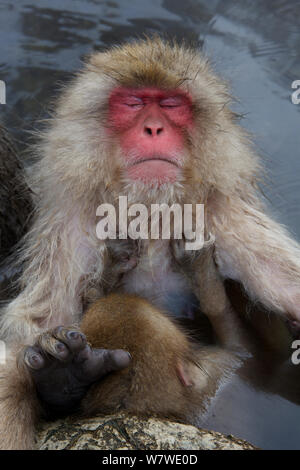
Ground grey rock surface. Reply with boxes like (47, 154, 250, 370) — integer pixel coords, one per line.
(37, 413, 257, 450)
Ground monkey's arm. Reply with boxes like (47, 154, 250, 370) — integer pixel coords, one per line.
(208, 192, 300, 323)
(0, 339, 130, 450)
(0, 215, 104, 346)
(18, 327, 131, 418)
(171, 241, 250, 352)
(192, 247, 250, 353)
(0, 239, 138, 450)
(0, 358, 40, 450)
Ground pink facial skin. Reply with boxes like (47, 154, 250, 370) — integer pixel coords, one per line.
(108, 87, 194, 184)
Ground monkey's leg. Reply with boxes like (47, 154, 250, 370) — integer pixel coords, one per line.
(19, 327, 131, 418)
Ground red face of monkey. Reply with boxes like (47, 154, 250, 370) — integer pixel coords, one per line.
(108, 87, 194, 185)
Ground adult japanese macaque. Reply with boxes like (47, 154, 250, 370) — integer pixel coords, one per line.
(0, 37, 300, 449)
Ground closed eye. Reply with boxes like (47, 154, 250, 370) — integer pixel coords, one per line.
(123, 97, 144, 107)
(160, 97, 183, 108)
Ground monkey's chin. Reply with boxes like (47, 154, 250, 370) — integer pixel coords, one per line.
(127, 160, 179, 185)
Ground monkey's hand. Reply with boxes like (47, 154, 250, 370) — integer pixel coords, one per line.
(18, 326, 131, 417)
(170, 239, 228, 317)
(83, 239, 140, 307)
(102, 239, 140, 294)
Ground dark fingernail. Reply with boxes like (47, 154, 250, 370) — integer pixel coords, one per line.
(55, 342, 67, 353)
(27, 352, 44, 369)
(31, 354, 42, 365)
(67, 331, 79, 340)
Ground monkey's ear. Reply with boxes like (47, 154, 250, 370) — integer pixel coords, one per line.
(175, 360, 194, 387)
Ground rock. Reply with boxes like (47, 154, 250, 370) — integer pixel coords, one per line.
(37, 413, 257, 450)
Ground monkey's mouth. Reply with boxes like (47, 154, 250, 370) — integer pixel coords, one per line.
(129, 157, 180, 168)
(126, 157, 180, 184)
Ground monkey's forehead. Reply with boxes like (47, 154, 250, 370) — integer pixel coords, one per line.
(55, 38, 232, 121)
(86, 37, 219, 93)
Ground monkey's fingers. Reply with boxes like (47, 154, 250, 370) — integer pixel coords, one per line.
(22, 346, 46, 370)
(170, 238, 217, 274)
(20, 326, 87, 370)
(77, 348, 132, 381)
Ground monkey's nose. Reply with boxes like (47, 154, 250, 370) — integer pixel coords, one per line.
(144, 125, 164, 136)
